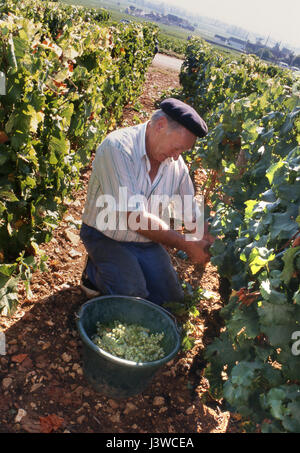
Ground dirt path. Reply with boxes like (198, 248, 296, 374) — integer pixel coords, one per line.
(152, 53, 184, 71)
(0, 59, 238, 434)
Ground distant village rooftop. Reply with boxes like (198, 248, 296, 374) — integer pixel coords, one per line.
(212, 33, 298, 68)
(125, 6, 195, 31)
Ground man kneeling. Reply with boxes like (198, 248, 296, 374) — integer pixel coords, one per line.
(80, 98, 214, 305)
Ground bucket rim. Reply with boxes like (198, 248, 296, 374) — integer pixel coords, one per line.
(76, 295, 181, 368)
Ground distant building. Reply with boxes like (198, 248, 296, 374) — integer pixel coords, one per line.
(227, 37, 246, 51)
(125, 6, 194, 31)
(214, 34, 227, 43)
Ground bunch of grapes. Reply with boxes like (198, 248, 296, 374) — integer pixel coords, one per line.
(92, 320, 166, 363)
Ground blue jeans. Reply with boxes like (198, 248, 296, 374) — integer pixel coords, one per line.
(80, 223, 184, 306)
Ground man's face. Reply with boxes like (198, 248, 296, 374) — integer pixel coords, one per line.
(151, 118, 197, 163)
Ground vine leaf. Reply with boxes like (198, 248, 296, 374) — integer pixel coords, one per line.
(281, 246, 300, 284)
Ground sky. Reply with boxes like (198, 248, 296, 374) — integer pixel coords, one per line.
(161, 0, 300, 50)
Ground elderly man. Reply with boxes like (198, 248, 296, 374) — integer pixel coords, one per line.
(80, 98, 212, 305)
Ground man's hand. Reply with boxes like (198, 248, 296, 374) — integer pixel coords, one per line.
(126, 211, 214, 268)
(184, 239, 211, 267)
(203, 221, 216, 245)
(182, 221, 215, 266)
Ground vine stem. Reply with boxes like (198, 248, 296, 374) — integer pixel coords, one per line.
(276, 229, 300, 253)
(203, 170, 218, 204)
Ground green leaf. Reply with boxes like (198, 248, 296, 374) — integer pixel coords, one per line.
(0, 190, 19, 202)
(49, 151, 58, 165)
(258, 302, 296, 345)
(262, 323, 297, 347)
(228, 306, 260, 340)
(266, 160, 285, 185)
(24, 175, 37, 189)
(248, 247, 275, 275)
(282, 414, 300, 433)
(260, 280, 287, 304)
(29, 110, 44, 134)
(49, 134, 70, 157)
(205, 331, 243, 368)
(0, 274, 10, 288)
(270, 209, 299, 241)
(281, 247, 300, 284)
(13, 34, 28, 60)
(244, 199, 258, 219)
(265, 388, 286, 420)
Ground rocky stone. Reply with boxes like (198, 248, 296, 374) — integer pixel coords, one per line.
(158, 407, 168, 414)
(2, 377, 13, 389)
(30, 383, 43, 393)
(62, 352, 72, 363)
(153, 396, 165, 406)
(124, 402, 138, 414)
(15, 408, 27, 423)
(77, 415, 85, 424)
(110, 411, 120, 423)
(186, 405, 194, 415)
(108, 399, 119, 409)
(64, 229, 80, 246)
(41, 342, 51, 350)
(68, 249, 82, 258)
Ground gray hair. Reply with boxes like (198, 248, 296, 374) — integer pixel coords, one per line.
(150, 109, 185, 132)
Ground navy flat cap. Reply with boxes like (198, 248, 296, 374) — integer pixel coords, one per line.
(160, 98, 208, 138)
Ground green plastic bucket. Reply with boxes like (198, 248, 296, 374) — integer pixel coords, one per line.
(76, 295, 181, 398)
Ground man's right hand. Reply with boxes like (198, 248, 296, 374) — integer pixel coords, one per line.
(184, 239, 212, 267)
(126, 210, 213, 268)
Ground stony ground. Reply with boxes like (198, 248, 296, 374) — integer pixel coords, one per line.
(0, 58, 241, 434)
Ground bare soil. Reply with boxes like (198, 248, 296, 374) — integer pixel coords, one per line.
(0, 61, 240, 434)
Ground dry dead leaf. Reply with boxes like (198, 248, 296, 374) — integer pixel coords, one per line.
(12, 354, 28, 363)
(293, 235, 300, 248)
(39, 414, 64, 433)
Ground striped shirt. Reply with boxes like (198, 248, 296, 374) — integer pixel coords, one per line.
(82, 121, 197, 242)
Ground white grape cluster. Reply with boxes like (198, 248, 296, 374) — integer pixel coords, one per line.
(92, 320, 166, 363)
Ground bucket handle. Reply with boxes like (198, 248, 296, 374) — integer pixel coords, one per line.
(74, 298, 96, 320)
(156, 303, 182, 337)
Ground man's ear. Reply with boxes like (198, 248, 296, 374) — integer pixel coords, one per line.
(156, 115, 168, 132)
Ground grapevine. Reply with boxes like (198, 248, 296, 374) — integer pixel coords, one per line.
(0, 0, 158, 314)
(179, 37, 300, 432)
